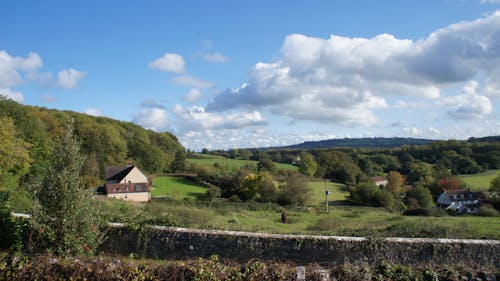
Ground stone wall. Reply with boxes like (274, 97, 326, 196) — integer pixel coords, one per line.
(102, 224, 500, 267)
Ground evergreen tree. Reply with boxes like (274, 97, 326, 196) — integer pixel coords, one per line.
(31, 120, 103, 256)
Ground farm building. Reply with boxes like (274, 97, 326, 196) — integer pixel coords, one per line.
(103, 165, 151, 202)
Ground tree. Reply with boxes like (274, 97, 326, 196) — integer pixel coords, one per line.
(386, 171, 404, 194)
(279, 173, 311, 206)
(407, 186, 434, 209)
(490, 175, 500, 192)
(31, 121, 103, 256)
(257, 158, 276, 174)
(298, 152, 317, 177)
(172, 150, 187, 172)
(0, 117, 32, 191)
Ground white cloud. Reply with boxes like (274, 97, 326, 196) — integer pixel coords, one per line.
(132, 100, 170, 132)
(203, 52, 228, 63)
(171, 75, 214, 88)
(207, 12, 500, 126)
(84, 108, 103, 117)
(183, 88, 203, 103)
(0, 88, 23, 103)
(57, 68, 85, 89)
(441, 81, 493, 120)
(0, 50, 42, 89)
(173, 105, 267, 131)
(149, 53, 185, 73)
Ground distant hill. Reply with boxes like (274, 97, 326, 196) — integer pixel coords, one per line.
(468, 136, 500, 143)
(0, 97, 185, 187)
(276, 137, 436, 149)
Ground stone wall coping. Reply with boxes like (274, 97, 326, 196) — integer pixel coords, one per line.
(106, 221, 500, 245)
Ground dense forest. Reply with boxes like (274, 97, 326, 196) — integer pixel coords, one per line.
(0, 97, 185, 191)
(274, 137, 435, 149)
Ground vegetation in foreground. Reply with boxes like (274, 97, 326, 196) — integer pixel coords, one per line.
(0, 253, 497, 281)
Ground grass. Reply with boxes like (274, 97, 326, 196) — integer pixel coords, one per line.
(97, 179, 500, 240)
(187, 154, 298, 171)
(151, 176, 207, 199)
(459, 169, 500, 191)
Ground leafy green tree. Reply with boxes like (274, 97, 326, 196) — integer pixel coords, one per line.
(257, 158, 276, 174)
(239, 173, 260, 201)
(407, 186, 434, 209)
(31, 121, 103, 256)
(298, 152, 317, 177)
(490, 175, 500, 192)
(172, 150, 187, 172)
(0, 117, 32, 191)
(278, 172, 311, 206)
(257, 172, 279, 202)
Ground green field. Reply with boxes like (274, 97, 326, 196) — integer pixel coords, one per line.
(187, 155, 298, 171)
(308, 180, 348, 205)
(459, 169, 500, 191)
(151, 176, 207, 199)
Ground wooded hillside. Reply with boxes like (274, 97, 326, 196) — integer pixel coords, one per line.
(0, 97, 185, 189)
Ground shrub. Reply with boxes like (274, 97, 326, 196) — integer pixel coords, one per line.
(477, 204, 499, 217)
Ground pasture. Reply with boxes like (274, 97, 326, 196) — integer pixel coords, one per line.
(151, 176, 206, 199)
(459, 169, 500, 190)
(187, 155, 298, 171)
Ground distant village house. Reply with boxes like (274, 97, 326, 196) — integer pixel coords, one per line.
(437, 189, 485, 214)
(372, 176, 388, 187)
(103, 165, 151, 202)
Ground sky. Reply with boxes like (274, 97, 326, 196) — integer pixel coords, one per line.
(1, 1, 500, 150)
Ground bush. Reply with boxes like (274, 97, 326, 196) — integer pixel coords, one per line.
(0, 192, 26, 251)
(477, 204, 499, 217)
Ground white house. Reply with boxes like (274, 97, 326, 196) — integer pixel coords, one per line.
(372, 176, 388, 187)
(437, 189, 485, 214)
(104, 165, 151, 202)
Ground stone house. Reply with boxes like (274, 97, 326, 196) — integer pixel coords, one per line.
(104, 165, 151, 202)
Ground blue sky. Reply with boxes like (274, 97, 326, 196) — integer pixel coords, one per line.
(1, 1, 500, 150)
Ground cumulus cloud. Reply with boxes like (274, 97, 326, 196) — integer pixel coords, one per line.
(149, 53, 185, 73)
(0, 88, 23, 103)
(442, 81, 493, 120)
(84, 108, 103, 117)
(57, 68, 85, 89)
(171, 75, 214, 88)
(207, 12, 500, 126)
(132, 100, 170, 131)
(203, 52, 228, 63)
(183, 88, 203, 103)
(0, 50, 43, 102)
(173, 105, 267, 131)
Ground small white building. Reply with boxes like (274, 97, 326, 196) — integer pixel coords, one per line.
(372, 176, 388, 187)
(104, 165, 151, 202)
(437, 189, 485, 214)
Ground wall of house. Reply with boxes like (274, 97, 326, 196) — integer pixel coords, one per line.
(101, 225, 500, 267)
(107, 192, 150, 202)
(120, 167, 148, 184)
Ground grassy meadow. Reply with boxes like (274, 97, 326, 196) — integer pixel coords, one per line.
(459, 169, 500, 190)
(187, 154, 298, 171)
(97, 177, 500, 240)
(151, 176, 207, 199)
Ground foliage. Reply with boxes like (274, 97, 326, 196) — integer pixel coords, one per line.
(477, 204, 499, 217)
(0, 253, 498, 281)
(278, 172, 312, 206)
(0, 117, 31, 192)
(490, 174, 500, 192)
(30, 121, 104, 256)
(0, 97, 184, 184)
(349, 182, 400, 210)
(406, 186, 434, 209)
(298, 151, 317, 177)
(386, 171, 403, 194)
(0, 192, 26, 251)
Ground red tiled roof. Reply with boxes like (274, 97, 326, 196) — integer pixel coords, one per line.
(372, 176, 386, 182)
(105, 182, 150, 194)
